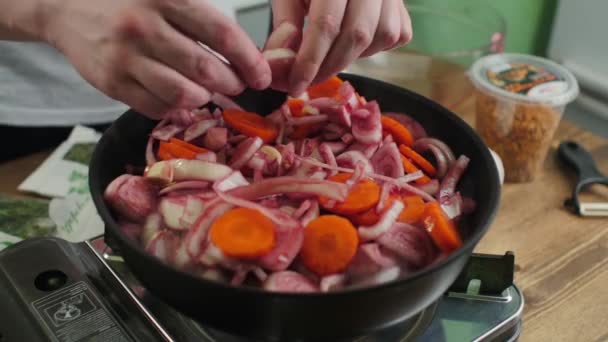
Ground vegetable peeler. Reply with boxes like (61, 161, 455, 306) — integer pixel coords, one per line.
(558, 141, 608, 217)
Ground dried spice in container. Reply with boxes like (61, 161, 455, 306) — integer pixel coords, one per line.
(469, 53, 579, 182)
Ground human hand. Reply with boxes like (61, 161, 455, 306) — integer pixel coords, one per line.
(41, 0, 271, 119)
(271, 0, 413, 96)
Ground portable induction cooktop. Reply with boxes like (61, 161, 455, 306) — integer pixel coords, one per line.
(0, 236, 523, 342)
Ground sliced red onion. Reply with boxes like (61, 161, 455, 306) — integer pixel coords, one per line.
(258, 221, 304, 271)
(320, 274, 347, 292)
(438, 155, 470, 202)
(198, 268, 228, 282)
(152, 124, 184, 141)
(414, 179, 440, 196)
(338, 81, 359, 110)
(298, 138, 320, 157)
(202, 127, 228, 151)
(383, 112, 428, 140)
(253, 169, 264, 182)
(210, 93, 244, 111)
(319, 143, 338, 176)
(263, 49, 296, 92)
(180, 195, 207, 229)
(382, 134, 394, 146)
(346, 142, 379, 159)
(184, 119, 217, 142)
(195, 151, 217, 163)
(228, 176, 348, 202)
(352, 266, 401, 288)
(263, 271, 318, 293)
(173, 239, 195, 271)
(323, 123, 348, 140)
(199, 241, 239, 269)
(335, 151, 374, 175)
(292, 200, 312, 219)
(377, 223, 436, 268)
(413, 138, 456, 178)
(341, 133, 354, 144)
(309, 98, 352, 127)
(167, 109, 196, 127)
(142, 213, 162, 247)
(358, 200, 405, 242)
(185, 199, 233, 257)
(230, 137, 263, 169)
(276, 142, 296, 173)
(290, 114, 329, 126)
(146, 159, 233, 183)
(370, 142, 404, 178)
(299, 200, 319, 227)
(145, 230, 180, 265)
(228, 134, 247, 145)
(323, 141, 347, 154)
(347, 243, 400, 279)
(145, 135, 156, 166)
(159, 180, 210, 195)
(159, 196, 187, 230)
(376, 183, 394, 213)
(104, 175, 159, 223)
(351, 101, 382, 145)
(192, 108, 213, 121)
(440, 192, 463, 220)
(264, 21, 300, 49)
(215, 171, 250, 192)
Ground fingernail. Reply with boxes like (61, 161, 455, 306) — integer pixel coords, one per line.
(253, 72, 272, 90)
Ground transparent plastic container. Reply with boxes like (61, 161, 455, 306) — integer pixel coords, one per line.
(469, 53, 579, 182)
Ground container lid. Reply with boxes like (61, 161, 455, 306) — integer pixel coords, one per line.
(469, 53, 579, 106)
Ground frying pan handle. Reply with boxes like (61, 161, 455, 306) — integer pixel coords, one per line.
(557, 141, 605, 183)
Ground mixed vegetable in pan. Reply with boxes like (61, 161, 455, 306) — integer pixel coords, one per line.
(104, 76, 474, 293)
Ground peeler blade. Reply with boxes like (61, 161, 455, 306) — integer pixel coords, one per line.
(579, 202, 608, 217)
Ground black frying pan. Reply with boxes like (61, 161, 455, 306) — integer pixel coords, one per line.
(89, 73, 501, 341)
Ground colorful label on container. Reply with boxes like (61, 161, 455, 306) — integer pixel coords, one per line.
(485, 63, 566, 96)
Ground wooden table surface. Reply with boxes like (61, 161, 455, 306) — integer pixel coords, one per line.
(1, 83, 607, 342)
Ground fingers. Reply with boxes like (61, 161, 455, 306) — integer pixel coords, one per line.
(143, 17, 246, 96)
(161, 0, 271, 90)
(271, 0, 306, 30)
(113, 80, 173, 119)
(396, 3, 413, 47)
(314, 0, 382, 83)
(288, 0, 348, 96)
(360, 0, 402, 58)
(127, 56, 211, 112)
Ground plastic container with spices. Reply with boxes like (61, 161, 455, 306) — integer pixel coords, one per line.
(469, 53, 579, 182)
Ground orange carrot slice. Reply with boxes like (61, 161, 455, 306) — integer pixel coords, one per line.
(399, 145, 436, 176)
(349, 195, 400, 226)
(209, 207, 276, 259)
(169, 137, 207, 154)
(157, 147, 176, 161)
(381, 115, 414, 147)
(401, 155, 431, 185)
(421, 202, 463, 253)
(307, 76, 343, 99)
(301, 215, 359, 276)
(287, 98, 306, 117)
(319, 173, 381, 215)
(398, 196, 426, 224)
(158, 141, 197, 159)
(222, 109, 279, 143)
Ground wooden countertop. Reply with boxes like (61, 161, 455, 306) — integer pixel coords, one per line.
(1, 82, 606, 342)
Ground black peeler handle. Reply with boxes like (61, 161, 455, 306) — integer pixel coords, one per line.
(557, 141, 608, 215)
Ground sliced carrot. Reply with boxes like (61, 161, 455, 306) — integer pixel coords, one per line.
(398, 196, 426, 224)
(401, 155, 431, 185)
(209, 207, 276, 259)
(169, 137, 207, 153)
(399, 145, 436, 176)
(349, 195, 400, 226)
(301, 215, 359, 276)
(158, 141, 196, 159)
(222, 109, 279, 143)
(318, 173, 381, 215)
(421, 202, 463, 253)
(289, 123, 319, 139)
(307, 76, 343, 99)
(157, 147, 176, 161)
(287, 98, 305, 117)
(381, 115, 414, 147)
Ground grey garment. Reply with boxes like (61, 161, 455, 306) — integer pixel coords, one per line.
(0, 42, 127, 126)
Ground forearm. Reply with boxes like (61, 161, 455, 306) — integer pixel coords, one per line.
(0, 0, 55, 41)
